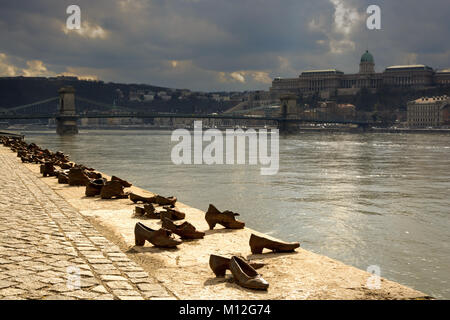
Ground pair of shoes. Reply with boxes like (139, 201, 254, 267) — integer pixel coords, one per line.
(130, 192, 177, 206)
(134, 204, 159, 219)
(209, 255, 265, 276)
(134, 222, 181, 248)
(205, 204, 245, 230)
(209, 255, 268, 290)
(249, 234, 300, 254)
(161, 217, 205, 239)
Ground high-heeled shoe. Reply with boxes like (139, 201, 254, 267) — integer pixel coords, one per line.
(205, 204, 245, 230)
(229, 256, 269, 290)
(209, 255, 265, 277)
(249, 234, 300, 254)
(134, 222, 181, 248)
(161, 217, 205, 239)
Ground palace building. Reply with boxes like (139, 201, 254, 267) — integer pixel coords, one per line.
(270, 51, 450, 98)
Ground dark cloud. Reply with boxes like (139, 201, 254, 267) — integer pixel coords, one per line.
(0, 0, 448, 91)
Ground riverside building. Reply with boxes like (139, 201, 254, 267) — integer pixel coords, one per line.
(270, 51, 450, 98)
(407, 95, 450, 128)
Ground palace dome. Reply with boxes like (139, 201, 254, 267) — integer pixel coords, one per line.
(361, 50, 374, 63)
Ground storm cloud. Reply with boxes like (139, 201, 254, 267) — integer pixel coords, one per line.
(0, 0, 448, 91)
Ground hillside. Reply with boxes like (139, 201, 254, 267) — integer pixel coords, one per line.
(0, 77, 234, 114)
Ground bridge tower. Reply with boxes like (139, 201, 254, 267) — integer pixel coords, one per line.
(56, 86, 79, 135)
(279, 94, 299, 134)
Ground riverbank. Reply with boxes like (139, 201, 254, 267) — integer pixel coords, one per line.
(4, 125, 450, 134)
(0, 144, 433, 299)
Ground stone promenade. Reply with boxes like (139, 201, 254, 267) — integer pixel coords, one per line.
(0, 147, 175, 300)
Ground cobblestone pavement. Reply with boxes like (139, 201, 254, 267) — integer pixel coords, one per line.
(0, 147, 175, 300)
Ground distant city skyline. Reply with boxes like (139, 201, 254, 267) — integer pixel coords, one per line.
(0, 0, 449, 91)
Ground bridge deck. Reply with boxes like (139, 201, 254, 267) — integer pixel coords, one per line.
(0, 113, 372, 125)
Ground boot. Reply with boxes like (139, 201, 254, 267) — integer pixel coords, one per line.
(161, 217, 205, 239)
(100, 180, 128, 199)
(249, 234, 300, 254)
(134, 222, 181, 248)
(205, 204, 245, 230)
(42, 162, 56, 177)
(58, 172, 69, 184)
(68, 168, 90, 186)
(85, 179, 106, 197)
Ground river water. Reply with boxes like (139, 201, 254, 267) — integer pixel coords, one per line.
(18, 129, 450, 299)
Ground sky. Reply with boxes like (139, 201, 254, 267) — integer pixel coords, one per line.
(0, 0, 449, 91)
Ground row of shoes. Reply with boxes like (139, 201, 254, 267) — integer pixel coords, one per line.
(39, 158, 134, 200)
(1, 137, 301, 292)
(1, 136, 70, 166)
(0, 136, 141, 201)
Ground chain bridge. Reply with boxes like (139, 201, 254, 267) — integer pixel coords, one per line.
(0, 87, 375, 135)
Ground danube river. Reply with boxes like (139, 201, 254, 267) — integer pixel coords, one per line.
(19, 129, 450, 299)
